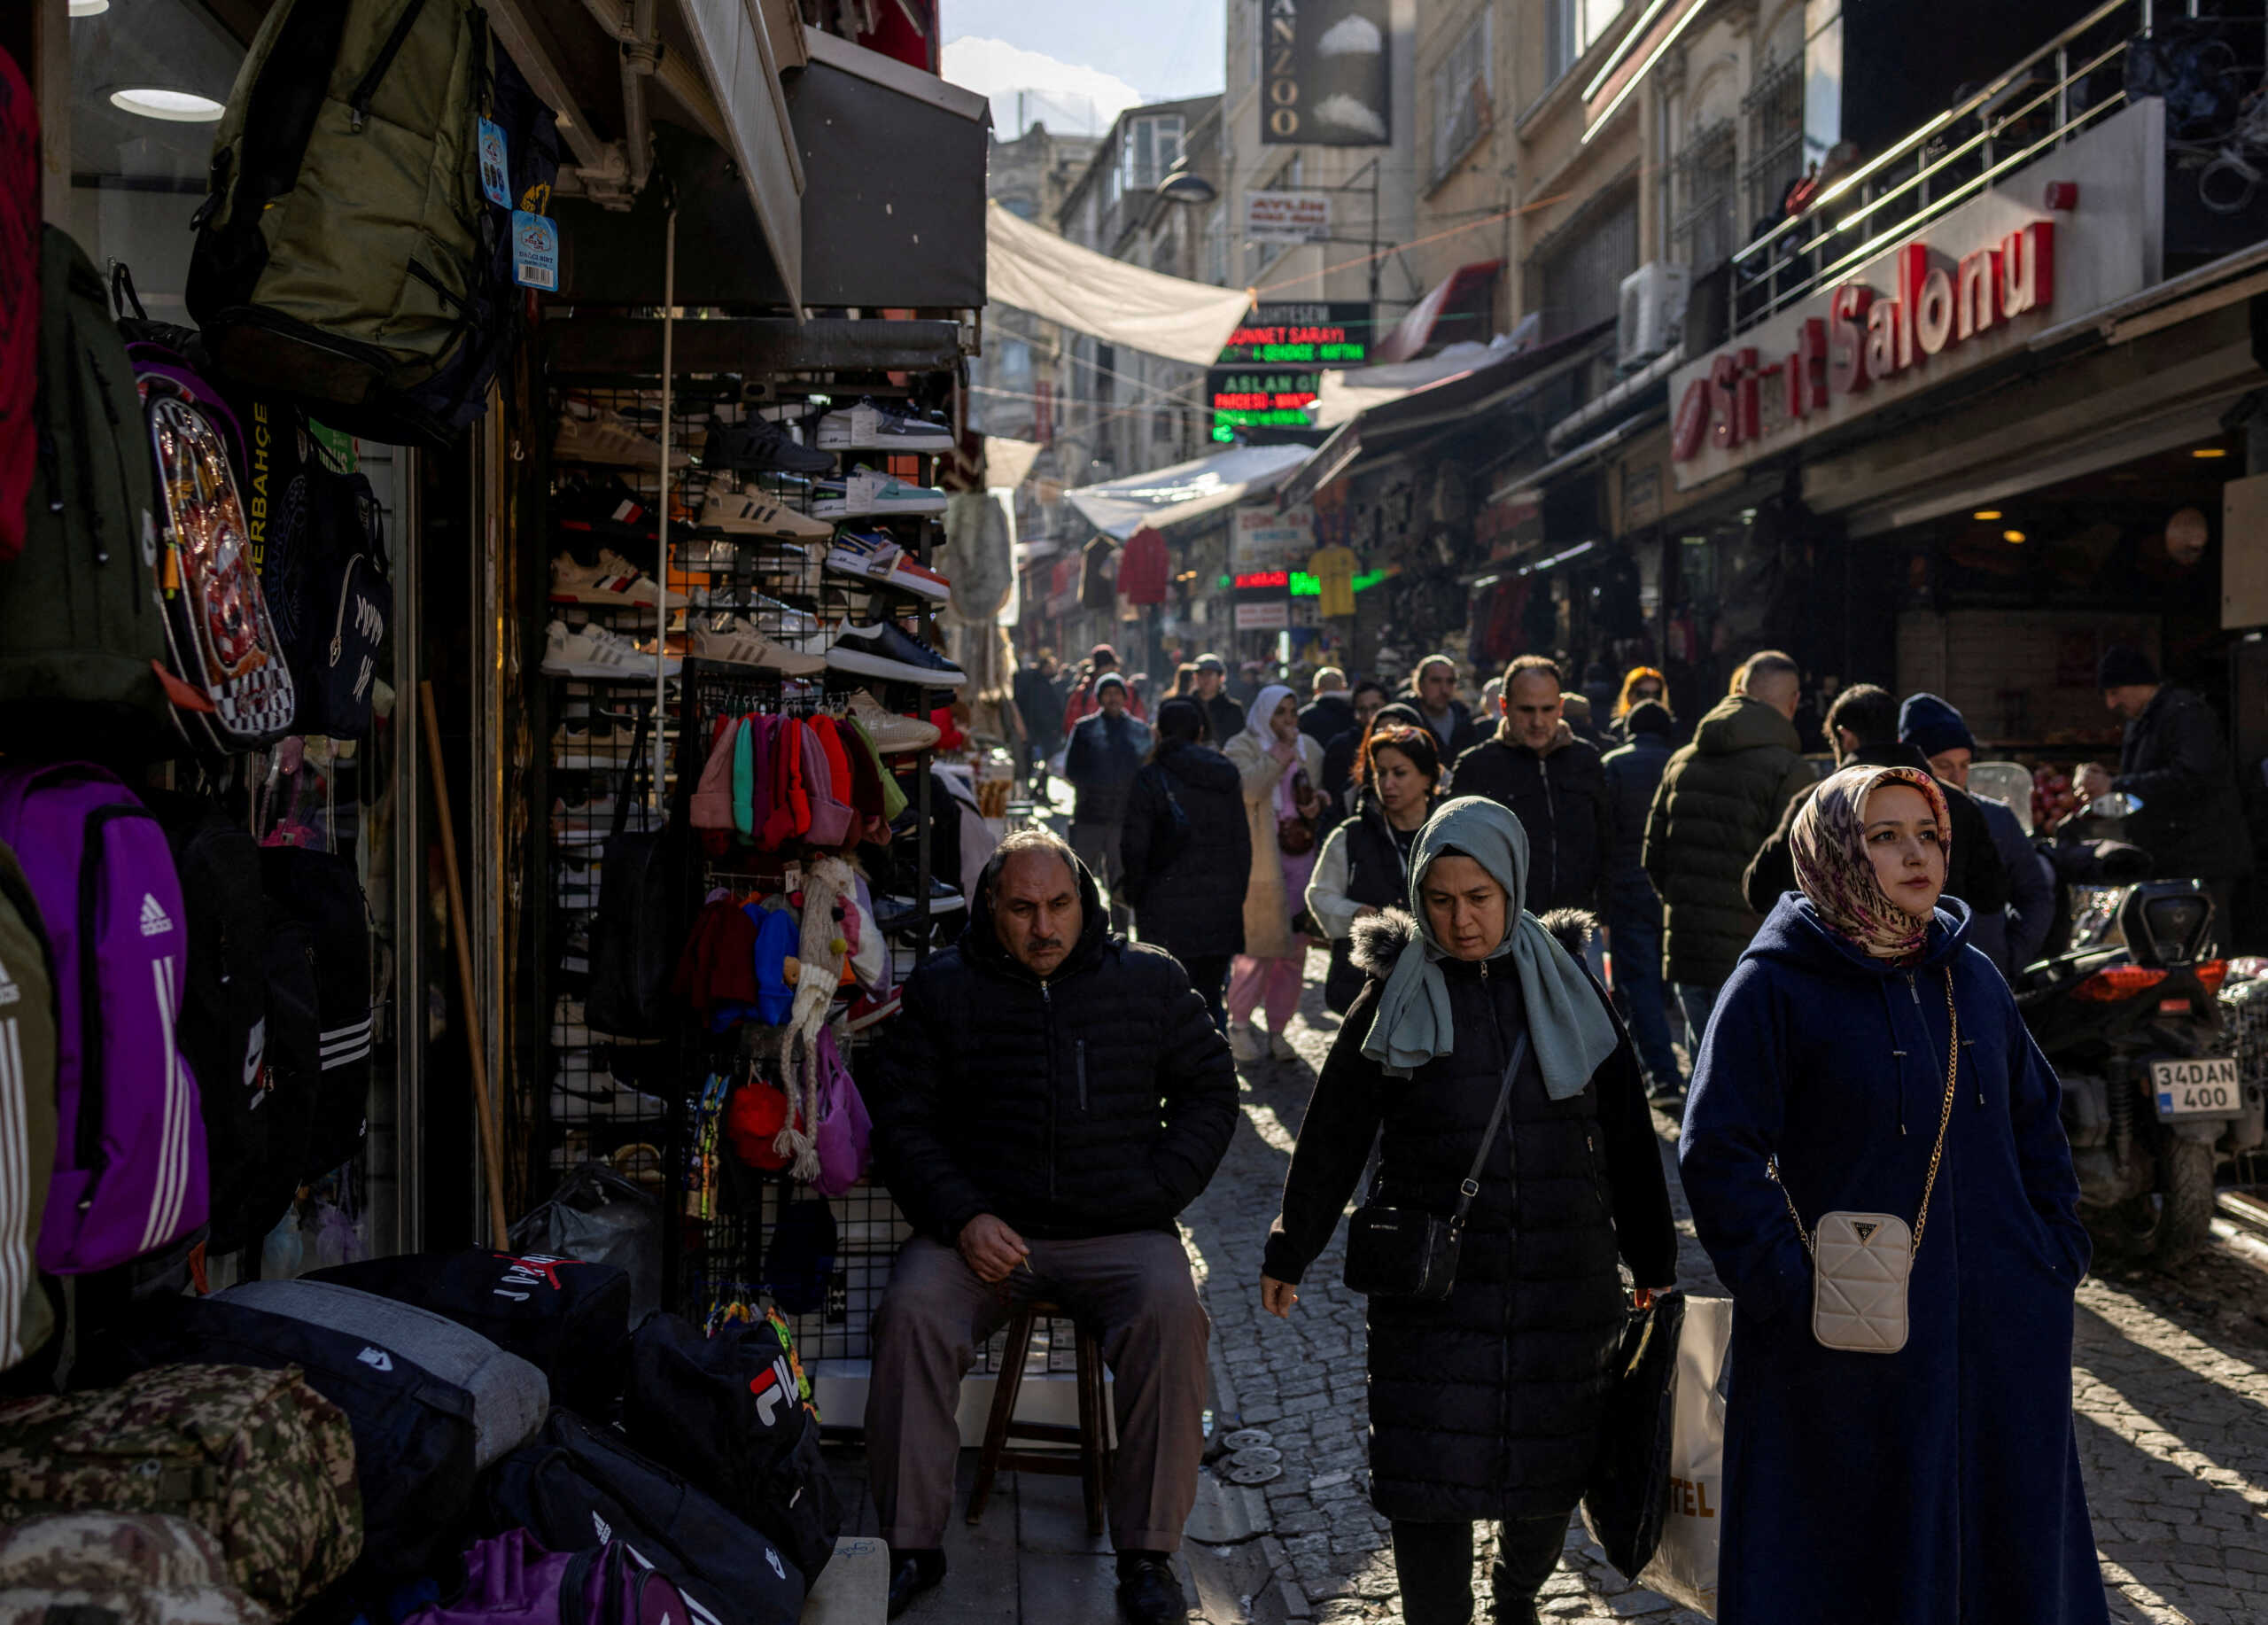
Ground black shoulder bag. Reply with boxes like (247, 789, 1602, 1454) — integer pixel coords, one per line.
(586, 707, 690, 1039)
(1342, 1031, 1530, 1302)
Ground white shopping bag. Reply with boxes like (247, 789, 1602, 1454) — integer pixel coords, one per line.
(1636, 1295, 1731, 1617)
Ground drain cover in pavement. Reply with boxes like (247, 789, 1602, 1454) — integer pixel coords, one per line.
(1223, 1458, 1283, 1486)
(1228, 1445, 1281, 1467)
(1220, 1427, 1275, 1451)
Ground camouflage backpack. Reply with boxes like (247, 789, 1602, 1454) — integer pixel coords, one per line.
(0, 1362, 361, 1616)
(0, 1512, 268, 1625)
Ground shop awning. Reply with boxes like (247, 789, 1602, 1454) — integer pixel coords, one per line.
(1309, 329, 1535, 428)
(1064, 445, 1315, 540)
(988, 202, 1256, 367)
(1369, 260, 1506, 364)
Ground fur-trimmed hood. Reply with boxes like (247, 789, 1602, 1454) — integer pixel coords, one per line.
(1349, 906, 1601, 979)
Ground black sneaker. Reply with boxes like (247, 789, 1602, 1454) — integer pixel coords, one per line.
(826, 621, 968, 688)
(1115, 1558, 1185, 1625)
(702, 414, 836, 475)
(886, 1550, 947, 1620)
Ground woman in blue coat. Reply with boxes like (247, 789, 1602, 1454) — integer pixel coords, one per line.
(1680, 764, 2106, 1625)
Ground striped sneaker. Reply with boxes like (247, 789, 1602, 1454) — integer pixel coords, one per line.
(826, 530, 951, 601)
(542, 619, 678, 681)
(549, 549, 687, 611)
(688, 614, 827, 675)
(698, 485, 835, 540)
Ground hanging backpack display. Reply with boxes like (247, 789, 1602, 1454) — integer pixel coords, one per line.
(0, 50, 37, 564)
(131, 341, 298, 753)
(260, 458, 392, 739)
(260, 844, 375, 1178)
(406, 1528, 691, 1625)
(0, 840, 57, 1372)
(185, 0, 553, 447)
(0, 761, 207, 1277)
(0, 229, 174, 758)
(0, 1361, 363, 1618)
(144, 789, 316, 1258)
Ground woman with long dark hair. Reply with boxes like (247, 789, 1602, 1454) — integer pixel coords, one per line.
(1122, 697, 1252, 1029)
(1262, 797, 1676, 1625)
(1306, 723, 1443, 1014)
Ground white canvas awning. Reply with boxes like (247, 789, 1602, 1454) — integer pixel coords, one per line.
(987, 201, 1255, 368)
(1064, 445, 1314, 540)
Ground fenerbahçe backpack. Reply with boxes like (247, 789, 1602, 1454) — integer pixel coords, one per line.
(0, 763, 206, 1274)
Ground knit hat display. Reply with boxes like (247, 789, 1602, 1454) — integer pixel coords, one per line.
(1897, 692, 1976, 760)
(2095, 646, 2160, 689)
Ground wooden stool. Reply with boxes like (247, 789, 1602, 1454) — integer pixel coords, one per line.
(965, 1298, 1112, 1536)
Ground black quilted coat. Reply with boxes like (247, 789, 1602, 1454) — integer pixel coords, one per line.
(1120, 740, 1252, 961)
(1262, 911, 1678, 1522)
(867, 846, 1239, 1246)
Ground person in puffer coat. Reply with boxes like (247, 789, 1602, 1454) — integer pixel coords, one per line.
(1122, 697, 1252, 1028)
(1261, 798, 1677, 1625)
(865, 832, 1238, 1625)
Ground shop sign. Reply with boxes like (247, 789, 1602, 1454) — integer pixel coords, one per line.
(1666, 102, 2163, 491)
(1232, 503, 1316, 573)
(1475, 490, 1541, 563)
(1210, 301, 1371, 441)
(1260, 0, 1392, 148)
(1236, 599, 1292, 630)
(1248, 190, 1332, 243)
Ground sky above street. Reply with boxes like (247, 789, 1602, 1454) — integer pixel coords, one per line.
(943, 1, 1227, 137)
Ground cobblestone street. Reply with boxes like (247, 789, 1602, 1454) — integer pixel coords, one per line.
(1173, 951, 2268, 1624)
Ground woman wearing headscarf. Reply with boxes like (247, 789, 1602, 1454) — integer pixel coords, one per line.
(1223, 684, 1327, 1061)
(1261, 798, 1677, 1625)
(1680, 766, 2101, 1625)
(1305, 722, 1444, 1015)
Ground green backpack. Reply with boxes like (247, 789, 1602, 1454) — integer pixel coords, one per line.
(0, 227, 174, 760)
(185, 0, 488, 447)
(0, 838, 55, 1374)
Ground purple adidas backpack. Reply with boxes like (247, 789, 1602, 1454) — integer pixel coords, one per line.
(410, 1530, 689, 1625)
(0, 762, 206, 1273)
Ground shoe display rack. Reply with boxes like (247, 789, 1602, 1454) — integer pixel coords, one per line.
(535, 329, 989, 1402)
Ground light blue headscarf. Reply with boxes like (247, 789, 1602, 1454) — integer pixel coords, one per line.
(1360, 796, 1620, 1098)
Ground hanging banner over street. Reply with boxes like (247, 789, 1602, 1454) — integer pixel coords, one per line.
(1247, 190, 1332, 243)
(986, 201, 1255, 367)
(1261, 0, 1392, 147)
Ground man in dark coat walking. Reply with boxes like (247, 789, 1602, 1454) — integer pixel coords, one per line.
(2078, 646, 2253, 940)
(1191, 652, 1247, 751)
(866, 832, 1238, 1625)
(1398, 654, 1481, 761)
(1122, 697, 1251, 1028)
(1643, 652, 1814, 1045)
(1449, 656, 1613, 918)
(1014, 652, 1063, 797)
(1299, 666, 1355, 746)
(1601, 699, 1683, 1098)
(1063, 675, 1153, 934)
(1902, 692, 2057, 972)
(1743, 683, 2013, 964)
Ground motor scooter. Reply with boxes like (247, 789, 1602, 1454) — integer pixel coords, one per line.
(2012, 791, 2262, 1267)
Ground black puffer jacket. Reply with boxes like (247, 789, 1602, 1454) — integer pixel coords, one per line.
(1063, 711, 1153, 825)
(1449, 723, 1614, 914)
(868, 847, 1239, 1245)
(2117, 683, 2254, 881)
(1122, 742, 1252, 960)
(1263, 912, 1678, 1523)
(1601, 732, 1674, 913)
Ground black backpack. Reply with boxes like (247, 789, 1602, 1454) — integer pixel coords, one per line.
(144, 790, 316, 1257)
(308, 1248, 631, 1418)
(484, 1411, 805, 1625)
(622, 1313, 842, 1585)
(89, 1291, 482, 1582)
(260, 458, 391, 739)
(586, 710, 687, 1040)
(259, 846, 374, 1178)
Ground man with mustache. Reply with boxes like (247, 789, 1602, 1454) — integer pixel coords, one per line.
(863, 830, 1239, 1625)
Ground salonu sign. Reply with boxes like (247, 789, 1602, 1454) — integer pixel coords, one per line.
(1667, 100, 2164, 490)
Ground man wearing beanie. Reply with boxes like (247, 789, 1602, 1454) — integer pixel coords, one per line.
(1063, 642, 1147, 733)
(1901, 692, 2058, 971)
(2078, 648, 2251, 935)
(1063, 673, 1153, 933)
(1603, 700, 1686, 1098)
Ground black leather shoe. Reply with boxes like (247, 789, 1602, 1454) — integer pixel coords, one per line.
(886, 1549, 947, 1619)
(1115, 1558, 1186, 1625)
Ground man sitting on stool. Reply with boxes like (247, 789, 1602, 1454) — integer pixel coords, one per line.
(865, 828, 1239, 1623)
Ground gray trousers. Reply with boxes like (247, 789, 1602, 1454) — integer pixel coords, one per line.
(864, 1231, 1210, 1553)
(1068, 820, 1130, 934)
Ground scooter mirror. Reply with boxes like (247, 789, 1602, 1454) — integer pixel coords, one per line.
(2085, 791, 2143, 819)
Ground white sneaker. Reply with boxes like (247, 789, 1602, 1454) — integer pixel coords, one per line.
(555, 406, 691, 470)
(689, 614, 827, 675)
(1229, 1022, 1266, 1063)
(552, 723, 637, 767)
(549, 550, 686, 612)
(811, 466, 948, 518)
(814, 398, 957, 453)
(1270, 1030, 1298, 1061)
(542, 619, 677, 681)
(550, 1069, 670, 1121)
(844, 688, 942, 752)
(827, 530, 951, 602)
(698, 485, 835, 540)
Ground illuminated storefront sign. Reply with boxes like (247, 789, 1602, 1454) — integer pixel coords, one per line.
(1210, 301, 1371, 440)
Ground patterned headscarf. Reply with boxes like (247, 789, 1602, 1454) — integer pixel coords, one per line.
(1790, 765, 1952, 960)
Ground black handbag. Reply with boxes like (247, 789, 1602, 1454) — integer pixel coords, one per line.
(586, 708, 689, 1039)
(1342, 1032, 1529, 1302)
(1581, 1289, 1686, 1581)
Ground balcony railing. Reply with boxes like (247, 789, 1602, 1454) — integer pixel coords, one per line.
(1727, 0, 2161, 333)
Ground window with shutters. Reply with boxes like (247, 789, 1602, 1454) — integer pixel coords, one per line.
(1430, 10, 1493, 183)
(1534, 194, 1639, 339)
(1743, 52, 1806, 229)
(1672, 121, 1738, 271)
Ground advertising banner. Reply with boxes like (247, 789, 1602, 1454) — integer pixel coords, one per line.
(1247, 190, 1332, 243)
(1260, 0, 1392, 147)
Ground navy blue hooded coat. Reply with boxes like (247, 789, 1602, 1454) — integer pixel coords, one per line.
(1679, 894, 2106, 1625)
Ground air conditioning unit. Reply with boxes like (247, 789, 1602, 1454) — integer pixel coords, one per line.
(1618, 262, 1692, 369)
